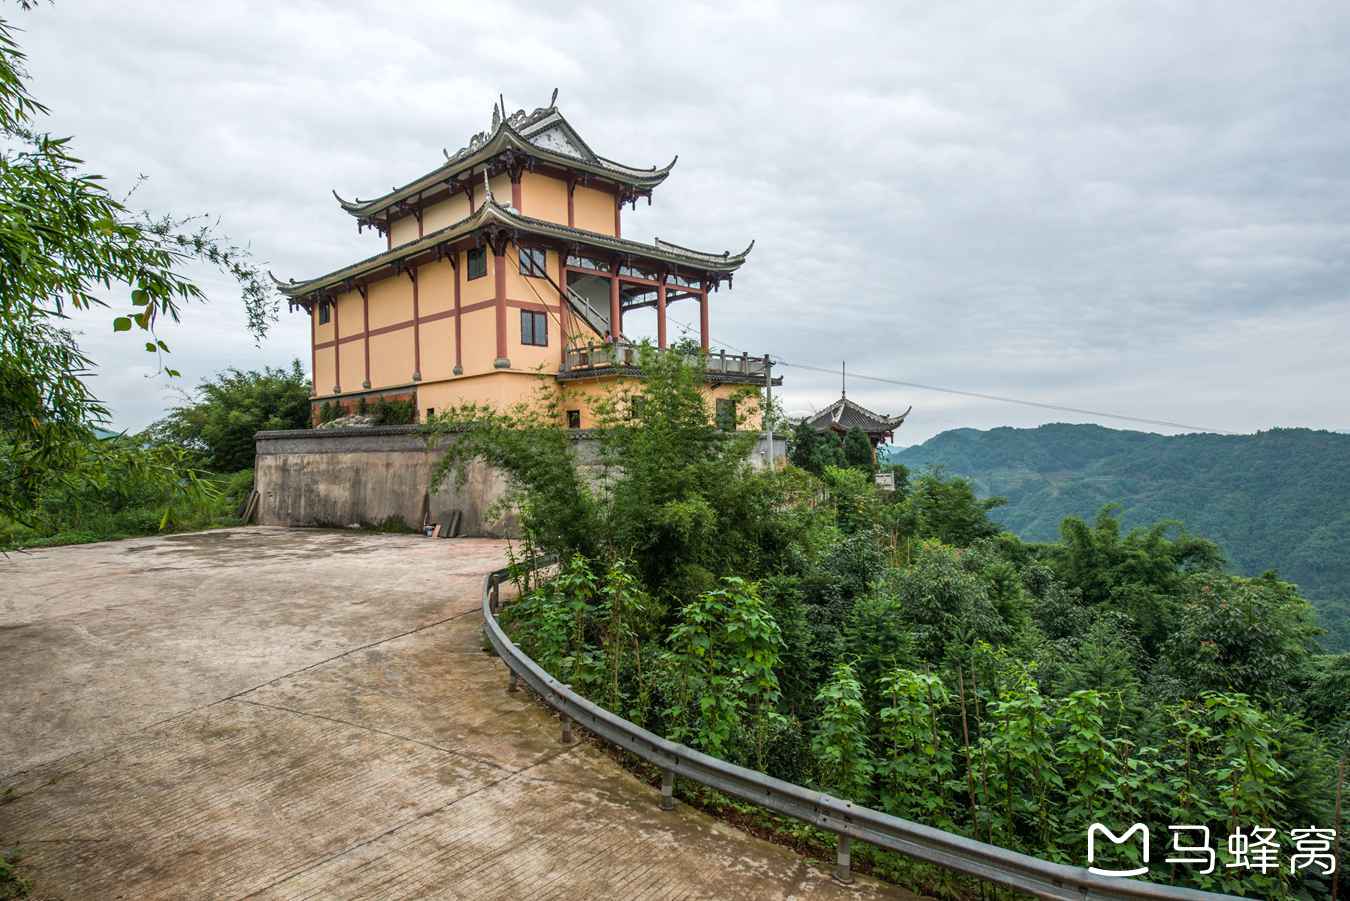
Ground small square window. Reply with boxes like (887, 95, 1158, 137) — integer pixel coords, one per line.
(426, 408, 435, 419)
(566, 409, 581, 429)
(519, 246, 547, 277)
(467, 247, 487, 280)
(521, 310, 548, 347)
(317, 301, 331, 325)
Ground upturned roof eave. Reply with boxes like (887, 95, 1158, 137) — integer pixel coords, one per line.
(335, 125, 675, 221)
(276, 200, 751, 299)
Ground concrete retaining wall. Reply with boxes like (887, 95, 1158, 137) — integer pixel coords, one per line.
(254, 426, 786, 537)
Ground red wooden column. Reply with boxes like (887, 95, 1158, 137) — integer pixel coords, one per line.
(309, 303, 317, 398)
(409, 267, 422, 381)
(331, 295, 341, 394)
(358, 284, 371, 388)
(699, 287, 709, 353)
(656, 281, 668, 349)
(557, 252, 569, 366)
(613, 193, 622, 238)
(493, 242, 510, 368)
(452, 252, 463, 375)
(566, 178, 576, 227)
(510, 173, 523, 211)
(609, 273, 621, 342)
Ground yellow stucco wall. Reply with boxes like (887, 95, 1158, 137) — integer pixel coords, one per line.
(558, 379, 763, 430)
(314, 302, 336, 345)
(368, 275, 413, 330)
(369, 328, 415, 387)
(423, 193, 471, 232)
(418, 259, 455, 317)
(458, 307, 498, 375)
(417, 370, 558, 417)
(314, 345, 336, 395)
(488, 172, 513, 208)
(338, 336, 365, 389)
(521, 171, 568, 224)
(389, 214, 420, 247)
(462, 250, 494, 304)
(334, 289, 361, 340)
(572, 185, 616, 235)
(419, 317, 454, 383)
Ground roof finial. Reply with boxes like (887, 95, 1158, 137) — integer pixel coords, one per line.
(482, 168, 493, 203)
(842, 361, 846, 398)
(491, 102, 500, 131)
(549, 87, 558, 108)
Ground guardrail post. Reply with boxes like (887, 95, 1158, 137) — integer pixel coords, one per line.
(660, 768, 675, 811)
(489, 578, 500, 616)
(508, 670, 519, 693)
(833, 834, 853, 885)
(560, 684, 574, 744)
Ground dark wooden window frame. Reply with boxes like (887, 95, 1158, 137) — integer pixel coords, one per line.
(521, 309, 548, 347)
(467, 247, 487, 280)
(519, 246, 548, 277)
(317, 301, 331, 325)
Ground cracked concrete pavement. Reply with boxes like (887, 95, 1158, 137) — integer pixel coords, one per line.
(0, 528, 916, 899)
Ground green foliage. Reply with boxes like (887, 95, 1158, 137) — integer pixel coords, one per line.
(890, 423, 1350, 651)
(426, 380, 602, 558)
(371, 396, 416, 425)
(876, 669, 953, 825)
(143, 362, 310, 471)
(1, 437, 238, 549)
(480, 361, 1343, 897)
(0, 847, 27, 900)
(1156, 572, 1320, 701)
(0, 13, 277, 521)
(787, 419, 842, 475)
(811, 661, 874, 801)
(842, 426, 875, 473)
(659, 577, 784, 765)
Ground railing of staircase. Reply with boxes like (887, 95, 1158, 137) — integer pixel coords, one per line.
(481, 565, 1240, 900)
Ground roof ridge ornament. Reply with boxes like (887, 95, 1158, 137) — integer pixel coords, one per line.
(549, 87, 558, 108)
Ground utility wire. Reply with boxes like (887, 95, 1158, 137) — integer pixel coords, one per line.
(660, 313, 1229, 434)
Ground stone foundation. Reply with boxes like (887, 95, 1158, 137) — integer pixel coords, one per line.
(254, 426, 786, 537)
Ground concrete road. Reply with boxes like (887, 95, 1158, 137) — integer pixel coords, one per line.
(0, 528, 915, 899)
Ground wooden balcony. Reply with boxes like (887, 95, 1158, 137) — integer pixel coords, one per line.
(558, 340, 778, 385)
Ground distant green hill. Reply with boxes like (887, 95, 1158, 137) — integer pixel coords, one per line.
(887, 424, 1350, 651)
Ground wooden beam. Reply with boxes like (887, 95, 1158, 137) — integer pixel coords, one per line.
(657, 280, 667, 349)
(451, 251, 463, 375)
(358, 284, 371, 388)
(699, 287, 709, 353)
(493, 240, 509, 367)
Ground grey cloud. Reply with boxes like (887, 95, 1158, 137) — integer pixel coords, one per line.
(18, 0, 1350, 442)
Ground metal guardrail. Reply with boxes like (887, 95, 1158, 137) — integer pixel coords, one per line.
(481, 567, 1241, 900)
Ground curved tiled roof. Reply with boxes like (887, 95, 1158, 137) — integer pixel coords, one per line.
(806, 396, 911, 433)
(273, 197, 752, 299)
(333, 101, 676, 222)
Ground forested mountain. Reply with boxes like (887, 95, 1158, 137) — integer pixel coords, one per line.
(887, 424, 1350, 650)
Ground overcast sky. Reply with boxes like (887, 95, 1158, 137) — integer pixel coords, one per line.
(17, 1, 1350, 444)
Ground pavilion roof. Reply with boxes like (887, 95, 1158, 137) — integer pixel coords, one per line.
(805, 396, 911, 434)
(333, 97, 676, 225)
(273, 194, 752, 301)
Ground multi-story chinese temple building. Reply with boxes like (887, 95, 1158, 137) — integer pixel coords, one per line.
(276, 94, 775, 428)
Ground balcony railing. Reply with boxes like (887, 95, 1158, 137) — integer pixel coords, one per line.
(561, 340, 772, 380)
